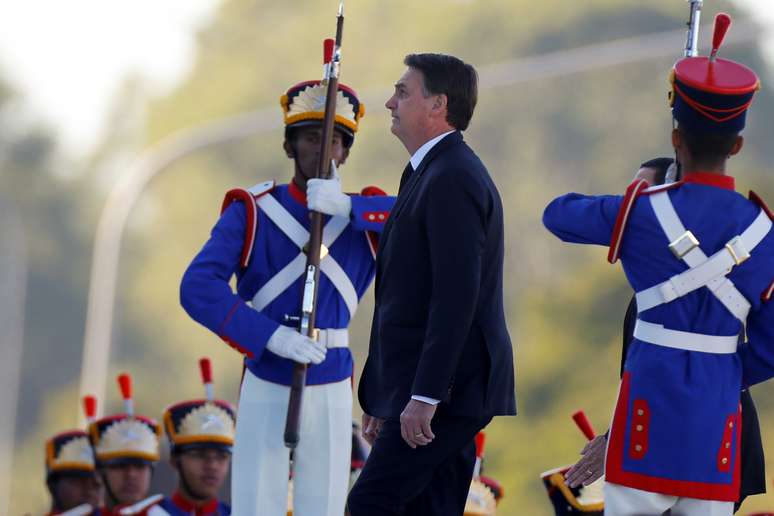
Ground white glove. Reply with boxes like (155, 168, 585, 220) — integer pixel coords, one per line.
(266, 326, 326, 364)
(307, 160, 352, 217)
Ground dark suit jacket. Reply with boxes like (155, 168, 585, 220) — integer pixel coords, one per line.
(358, 131, 516, 420)
(621, 298, 766, 508)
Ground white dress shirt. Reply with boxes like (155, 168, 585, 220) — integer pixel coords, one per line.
(407, 130, 455, 406)
(409, 130, 455, 171)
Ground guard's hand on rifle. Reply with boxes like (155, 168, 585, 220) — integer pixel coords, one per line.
(565, 434, 607, 488)
(266, 326, 327, 364)
(307, 160, 352, 217)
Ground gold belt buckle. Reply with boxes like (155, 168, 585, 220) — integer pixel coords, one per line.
(725, 236, 750, 266)
(668, 230, 699, 259)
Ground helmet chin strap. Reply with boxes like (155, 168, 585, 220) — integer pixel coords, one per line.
(288, 140, 309, 188)
(99, 469, 120, 508)
(671, 118, 683, 183)
(47, 477, 65, 512)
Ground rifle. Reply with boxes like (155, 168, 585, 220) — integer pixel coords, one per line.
(284, 1, 345, 449)
(670, 0, 704, 182)
(684, 0, 703, 57)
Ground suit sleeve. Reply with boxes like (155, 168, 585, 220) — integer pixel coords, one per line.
(179, 201, 279, 359)
(410, 168, 487, 400)
(737, 294, 774, 387)
(542, 193, 622, 246)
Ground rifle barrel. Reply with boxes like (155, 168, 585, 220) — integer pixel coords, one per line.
(684, 0, 703, 57)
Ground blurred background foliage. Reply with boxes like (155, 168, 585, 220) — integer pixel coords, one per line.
(4, 0, 774, 514)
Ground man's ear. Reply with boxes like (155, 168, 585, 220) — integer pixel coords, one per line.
(671, 128, 682, 150)
(283, 140, 295, 159)
(169, 455, 180, 472)
(729, 135, 744, 156)
(431, 94, 448, 118)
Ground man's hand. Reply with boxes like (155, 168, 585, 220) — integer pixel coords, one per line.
(265, 326, 326, 364)
(564, 434, 607, 488)
(362, 413, 384, 446)
(307, 160, 352, 217)
(399, 399, 437, 449)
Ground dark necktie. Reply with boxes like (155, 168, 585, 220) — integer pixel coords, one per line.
(398, 162, 414, 193)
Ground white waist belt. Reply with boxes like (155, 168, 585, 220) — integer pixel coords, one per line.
(316, 328, 349, 349)
(279, 326, 349, 348)
(633, 320, 738, 354)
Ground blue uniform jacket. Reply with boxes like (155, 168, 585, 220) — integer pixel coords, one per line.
(543, 172, 774, 501)
(180, 181, 395, 386)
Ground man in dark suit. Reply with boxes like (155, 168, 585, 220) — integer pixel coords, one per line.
(344, 53, 516, 516)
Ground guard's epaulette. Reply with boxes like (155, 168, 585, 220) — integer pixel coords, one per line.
(608, 180, 684, 263)
(640, 181, 683, 196)
(749, 191, 774, 302)
(360, 185, 386, 197)
(118, 494, 164, 515)
(607, 179, 652, 264)
(221, 181, 275, 268)
(749, 190, 774, 221)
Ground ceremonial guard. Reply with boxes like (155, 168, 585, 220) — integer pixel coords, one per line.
(45, 396, 103, 515)
(88, 374, 163, 515)
(464, 433, 502, 516)
(151, 357, 234, 515)
(180, 69, 395, 514)
(543, 13, 774, 516)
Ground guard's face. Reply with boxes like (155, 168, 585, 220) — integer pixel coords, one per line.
(104, 463, 152, 505)
(54, 474, 103, 510)
(175, 448, 231, 500)
(385, 67, 435, 147)
(284, 126, 349, 187)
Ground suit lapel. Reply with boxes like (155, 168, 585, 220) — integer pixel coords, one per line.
(376, 131, 463, 264)
(388, 131, 462, 222)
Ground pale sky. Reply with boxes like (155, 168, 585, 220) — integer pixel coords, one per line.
(0, 0, 772, 157)
(0, 0, 221, 155)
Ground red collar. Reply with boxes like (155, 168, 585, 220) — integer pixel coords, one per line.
(682, 171, 735, 191)
(171, 491, 219, 515)
(288, 180, 307, 206)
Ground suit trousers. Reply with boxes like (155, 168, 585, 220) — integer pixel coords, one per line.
(232, 371, 352, 516)
(604, 482, 733, 516)
(347, 412, 491, 516)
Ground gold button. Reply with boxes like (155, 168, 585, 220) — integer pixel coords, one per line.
(636, 425, 643, 431)
(729, 422, 734, 428)
(637, 409, 644, 416)
(368, 214, 375, 220)
(725, 442, 731, 449)
(635, 444, 642, 452)
(722, 458, 728, 465)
